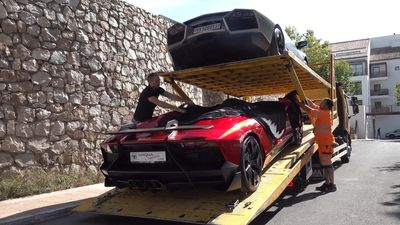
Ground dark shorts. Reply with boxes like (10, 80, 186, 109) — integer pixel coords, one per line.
(317, 144, 334, 167)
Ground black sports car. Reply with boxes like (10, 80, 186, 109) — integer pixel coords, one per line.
(167, 9, 308, 70)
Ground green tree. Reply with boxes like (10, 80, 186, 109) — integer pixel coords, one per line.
(396, 84, 400, 106)
(285, 27, 354, 93)
(285, 26, 302, 42)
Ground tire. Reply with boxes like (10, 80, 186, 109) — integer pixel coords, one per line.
(389, 134, 395, 139)
(270, 26, 285, 55)
(240, 135, 263, 193)
(340, 134, 351, 163)
(341, 148, 350, 163)
(292, 122, 303, 146)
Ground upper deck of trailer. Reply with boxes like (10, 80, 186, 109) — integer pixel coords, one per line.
(161, 51, 331, 99)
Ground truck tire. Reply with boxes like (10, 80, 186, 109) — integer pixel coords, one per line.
(340, 134, 351, 163)
(292, 126, 303, 146)
(341, 147, 350, 163)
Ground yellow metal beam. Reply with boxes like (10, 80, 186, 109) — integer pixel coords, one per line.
(287, 59, 306, 101)
(165, 78, 193, 103)
(329, 54, 337, 112)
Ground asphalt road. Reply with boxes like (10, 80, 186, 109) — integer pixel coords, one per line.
(37, 140, 400, 225)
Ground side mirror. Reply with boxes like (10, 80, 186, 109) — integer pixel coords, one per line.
(351, 96, 359, 115)
(353, 105, 359, 115)
(296, 40, 308, 49)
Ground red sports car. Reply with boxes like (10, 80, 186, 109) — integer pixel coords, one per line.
(100, 95, 302, 193)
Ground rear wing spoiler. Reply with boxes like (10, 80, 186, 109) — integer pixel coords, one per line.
(109, 125, 213, 134)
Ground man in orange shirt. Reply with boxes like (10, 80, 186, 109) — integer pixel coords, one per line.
(299, 98, 336, 192)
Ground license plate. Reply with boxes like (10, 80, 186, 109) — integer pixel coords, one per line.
(193, 23, 221, 34)
(130, 151, 166, 163)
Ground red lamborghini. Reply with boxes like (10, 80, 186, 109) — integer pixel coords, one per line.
(100, 95, 302, 193)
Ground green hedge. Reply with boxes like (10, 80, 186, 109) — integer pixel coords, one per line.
(0, 170, 103, 200)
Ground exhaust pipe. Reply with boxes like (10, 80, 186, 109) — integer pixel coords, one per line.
(128, 180, 165, 190)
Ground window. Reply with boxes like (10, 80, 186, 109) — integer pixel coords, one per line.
(370, 63, 387, 78)
(374, 84, 381, 91)
(372, 66, 380, 74)
(351, 63, 364, 76)
(353, 81, 362, 95)
(374, 101, 382, 108)
(395, 66, 400, 71)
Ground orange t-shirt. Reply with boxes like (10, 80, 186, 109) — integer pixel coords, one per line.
(309, 103, 334, 144)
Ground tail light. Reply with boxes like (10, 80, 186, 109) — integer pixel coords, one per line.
(224, 9, 258, 31)
(167, 23, 186, 45)
(179, 141, 218, 149)
(100, 143, 119, 154)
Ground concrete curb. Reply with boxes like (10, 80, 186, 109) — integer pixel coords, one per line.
(0, 184, 112, 225)
(0, 201, 81, 225)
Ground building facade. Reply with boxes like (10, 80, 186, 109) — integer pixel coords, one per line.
(330, 34, 400, 139)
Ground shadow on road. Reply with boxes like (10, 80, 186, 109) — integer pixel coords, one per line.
(376, 162, 400, 172)
(380, 162, 400, 220)
(382, 190, 400, 220)
(251, 160, 347, 225)
(249, 188, 325, 225)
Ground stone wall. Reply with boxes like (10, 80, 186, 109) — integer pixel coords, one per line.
(0, 0, 203, 177)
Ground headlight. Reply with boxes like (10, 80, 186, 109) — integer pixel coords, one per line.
(179, 141, 218, 149)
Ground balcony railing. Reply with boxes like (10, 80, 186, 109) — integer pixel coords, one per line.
(370, 89, 389, 96)
(370, 71, 387, 78)
(369, 105, 400, 113)
(371, 106, 391, 113)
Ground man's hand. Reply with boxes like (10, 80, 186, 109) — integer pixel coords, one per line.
(294, 97, 306, 107)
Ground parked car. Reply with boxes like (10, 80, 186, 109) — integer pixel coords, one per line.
(100, 94, 303, 193)
(167, 9, 308, 70)
(385, 129, 400, 139)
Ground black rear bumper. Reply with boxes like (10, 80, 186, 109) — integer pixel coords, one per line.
(103, 161, 238, 188)
(100, 142, 238, 188)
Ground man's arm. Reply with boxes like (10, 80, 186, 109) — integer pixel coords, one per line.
(162, 91, 194, 104)
(148, 96, 185, 113)
(307, 99, 319, 109)
(299, 101, 313, 113)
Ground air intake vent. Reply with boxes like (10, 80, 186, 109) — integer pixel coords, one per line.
(225, 10, 258, 31)
(167, 23, 186, 45)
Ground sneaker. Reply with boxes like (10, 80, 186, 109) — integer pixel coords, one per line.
(326, 184, 337, 192)
(315, 183, 328, 191)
